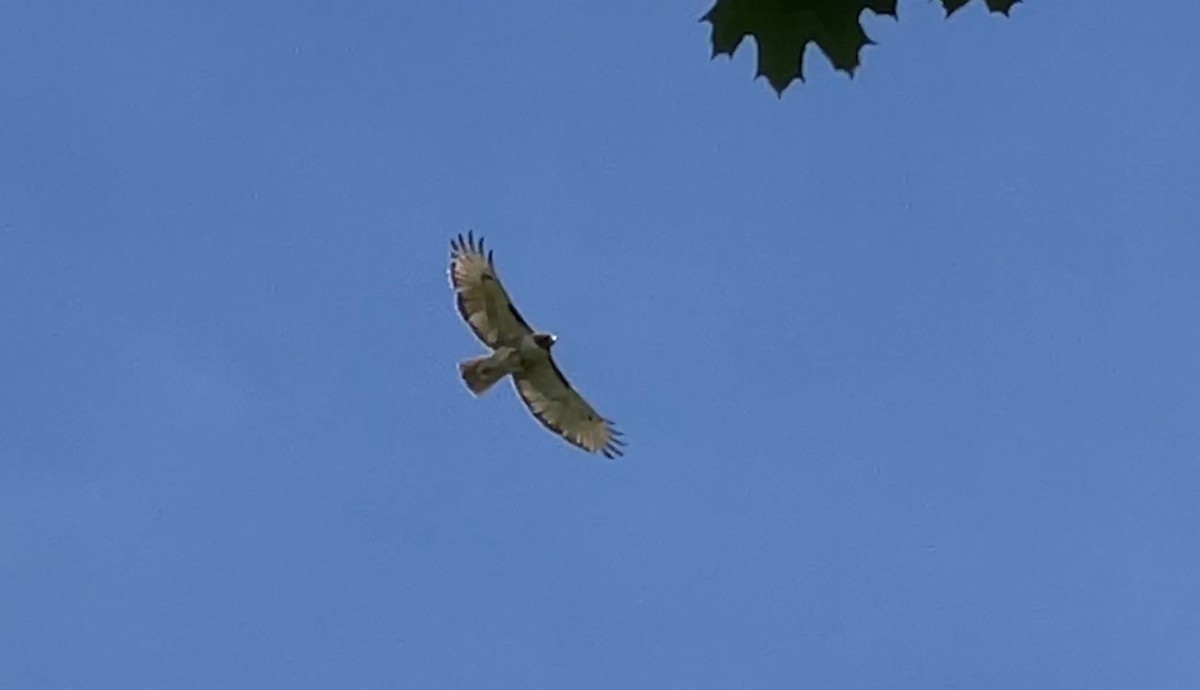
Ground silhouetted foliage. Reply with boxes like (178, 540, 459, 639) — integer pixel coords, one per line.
(702, 0, 1020, 94)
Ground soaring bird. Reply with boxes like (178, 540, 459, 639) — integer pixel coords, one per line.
(448, 232, 625, 458)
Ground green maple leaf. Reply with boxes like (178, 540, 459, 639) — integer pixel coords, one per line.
(702, 0, 1021, 95)
(942, 0, 1021, 16)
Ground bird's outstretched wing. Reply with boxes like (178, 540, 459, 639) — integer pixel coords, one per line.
(513, 357, 625, 459)
(449, 231, 534, 348)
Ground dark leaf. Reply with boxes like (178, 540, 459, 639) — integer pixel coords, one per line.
(702, 0, 1019, 95)
(942, 0, 1021, 16)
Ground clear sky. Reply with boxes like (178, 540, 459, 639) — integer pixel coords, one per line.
(3, 1, 1199, 687)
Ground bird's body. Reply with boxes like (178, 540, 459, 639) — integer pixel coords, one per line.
(458, 345, 520, 395)
(458, 334, 551, 394)
(448, 232, 625, 458)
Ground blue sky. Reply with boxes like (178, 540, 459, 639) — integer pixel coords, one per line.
(3, 1, 1200, 687)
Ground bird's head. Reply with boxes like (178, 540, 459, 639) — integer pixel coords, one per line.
(533, 333, 557, 351)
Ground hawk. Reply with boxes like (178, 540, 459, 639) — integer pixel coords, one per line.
(448, 231, 625, 459)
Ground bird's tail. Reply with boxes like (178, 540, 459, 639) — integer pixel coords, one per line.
(459, 354, 509, 396)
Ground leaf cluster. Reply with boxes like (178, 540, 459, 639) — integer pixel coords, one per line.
(702, 0, 1021, 94)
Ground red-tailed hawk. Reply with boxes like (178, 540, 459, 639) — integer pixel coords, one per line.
(449, 231, 625, 459)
